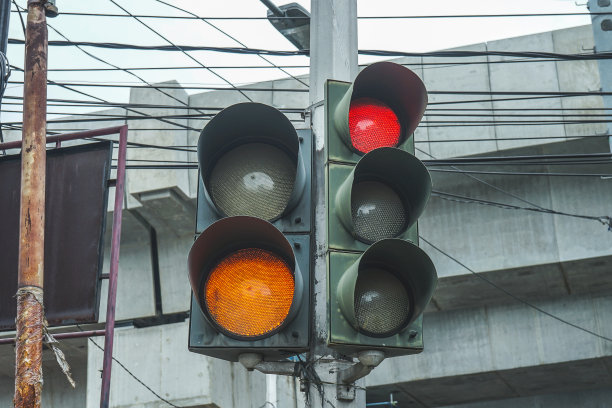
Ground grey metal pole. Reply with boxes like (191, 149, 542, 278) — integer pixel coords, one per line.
(0, 0, 10, 54)
(587, 0, 612, 152)
(308, 0, 360, 407)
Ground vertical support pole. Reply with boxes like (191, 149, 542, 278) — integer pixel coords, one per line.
(587, 0, 612, 151)
(0, 0, 10, 149)
(99, 125, 128, 408)
(14, 1, 47, 408)
(0, 0, 9, 54)
(308, 0, 360, 406)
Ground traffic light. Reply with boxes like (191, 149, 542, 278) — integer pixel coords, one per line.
(188, 102, 311, 362)
(325, 61, 438, 357)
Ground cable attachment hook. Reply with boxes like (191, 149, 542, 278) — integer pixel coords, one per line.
(600, 216, 612, 231)
(44, 0, 59, 17)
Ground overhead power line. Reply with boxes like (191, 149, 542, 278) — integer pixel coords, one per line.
(428, 107, 612, 111)
(428, 94, 604, 106)
(102, 159, 612, 179)
(4, 93, 610, 114)
(27, 55, 600, 72)
(86, 335, 182, 408)
(10, 4, 201, 132)
(431, 190, 611, 227)
(430, 168, 612, 177)
(108, 0, 254, 102)
(424, 152, 612, 164)
(419, 236, 612, 342)
(8, 2, 243, 133)
(8, 66, 199, 132)
(3, 122, 607, 144)
(4, 107, 611, 122)
(151, 0, 309, 88)
(9, 10, 611, 19)
(0, 116, 601, 128)
(8, 39, 612, 61)
(7, 79, 612, 99)
(418, 147, 547, 211)
(1, 94, 302, 111)
(422, 135, 609, 143)
(44, 24, 203, 113)
(107, 151, 612, 165)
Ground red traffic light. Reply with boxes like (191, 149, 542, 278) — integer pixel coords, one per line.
(348, 97, 401, 153)
(329, 62, 427, 161)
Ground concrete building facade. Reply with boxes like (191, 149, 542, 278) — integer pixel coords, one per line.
(1, 24, 611, 407)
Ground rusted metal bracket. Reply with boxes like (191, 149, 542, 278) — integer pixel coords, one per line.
(2, 125, 129, 408)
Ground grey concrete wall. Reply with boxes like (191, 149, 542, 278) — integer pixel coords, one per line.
(420, 44, 497, 159)
(125, 80, 190, 210)
(406, 26, 604, 159)
(553, 25, 606, 140)
(366, 294, 612, 406)
(421, 136, 612, 313)
(441, 387, 612, 408)
(98, 211, 156, 321)
(85, 322, 269, 408)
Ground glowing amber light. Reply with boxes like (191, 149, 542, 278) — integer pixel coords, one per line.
(349, 97, 401, 154)
(204, 248, 294, 338)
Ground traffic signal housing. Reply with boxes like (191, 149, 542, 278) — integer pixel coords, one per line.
(188, 102, 311, 362)
(196, 103, 310, 232)
(325, 61, 438, 357)
(329, 147, 431, 251)
(328, 61, 428, 162)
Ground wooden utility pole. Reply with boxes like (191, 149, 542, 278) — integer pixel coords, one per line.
(14, 1, 48, 407)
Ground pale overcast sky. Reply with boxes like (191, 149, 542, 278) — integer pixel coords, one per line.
(2, 0, 592, 124)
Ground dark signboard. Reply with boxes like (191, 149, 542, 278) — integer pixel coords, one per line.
(0, 141, 113, 330)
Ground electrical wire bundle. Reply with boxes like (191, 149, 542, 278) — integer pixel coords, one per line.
(0, 49, 11, 149)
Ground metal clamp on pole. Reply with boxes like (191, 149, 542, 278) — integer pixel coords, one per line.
(238, 353, 298, 376)
(336, 350, 385, 401)
(44, 0, 58, 17)
(26, 0, 57, 17)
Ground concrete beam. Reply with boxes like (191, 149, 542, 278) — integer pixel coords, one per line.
(366, 294, 612, 407)
(422, 136, 612, 312)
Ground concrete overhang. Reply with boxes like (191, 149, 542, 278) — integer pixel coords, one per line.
(421, 135, 612, 312)
(366, 293, 612, 407)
